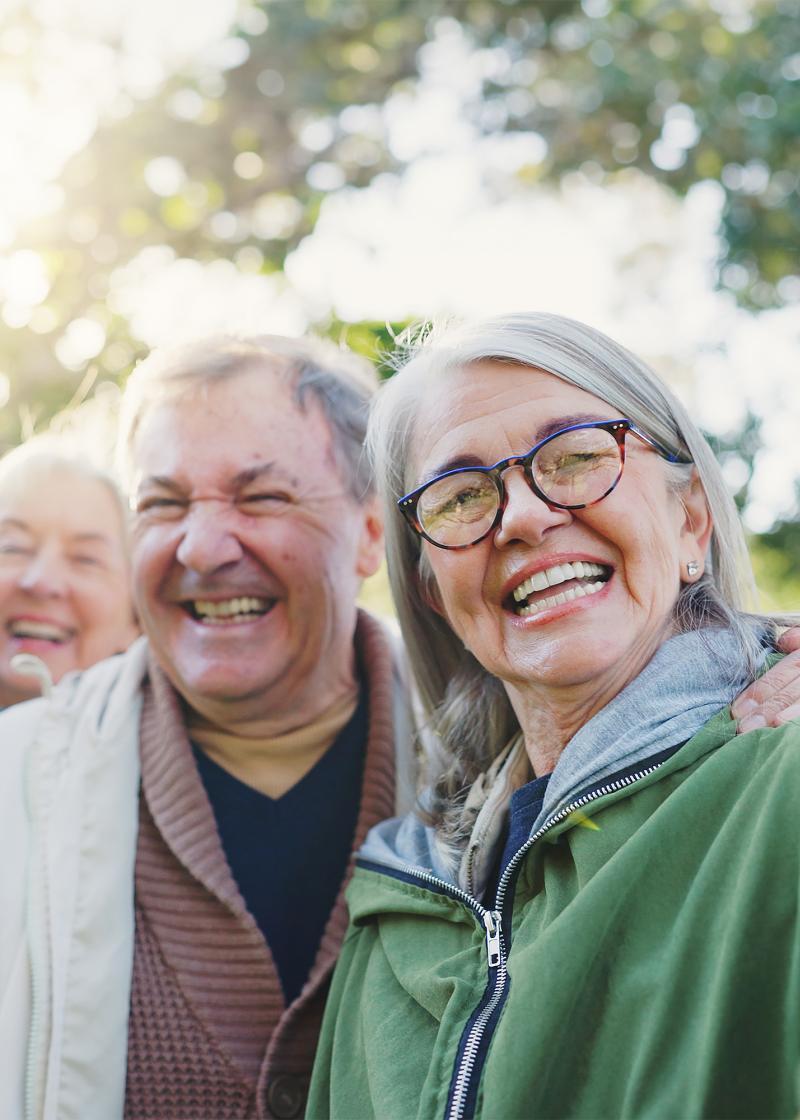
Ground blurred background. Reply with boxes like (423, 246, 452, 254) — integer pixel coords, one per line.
(0, 0, 797, 610)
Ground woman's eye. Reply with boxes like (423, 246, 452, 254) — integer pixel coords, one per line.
(72, 554, 104, 568)
(0, 542, 31, 556)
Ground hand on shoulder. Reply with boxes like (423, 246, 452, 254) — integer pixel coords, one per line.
(731, 627, 800, 733)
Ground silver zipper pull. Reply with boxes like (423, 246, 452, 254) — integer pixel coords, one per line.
(483, 910, 502, 968)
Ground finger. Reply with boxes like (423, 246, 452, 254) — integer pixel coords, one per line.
(731, 649, 800, 725)
(777, 627, 800, 654)
(737, 713, 767, 734)
(775, 702, 800, 726)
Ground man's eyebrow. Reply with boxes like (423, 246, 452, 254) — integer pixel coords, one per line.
(426, 412, 612, 480)
(137, 463, 290, 493)
(231, 463, 287, 488)
(137, 475, 184, 493)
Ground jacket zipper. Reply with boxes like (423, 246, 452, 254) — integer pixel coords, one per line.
(375, 862, 505, 1120)
(444, 758, 667, 1120)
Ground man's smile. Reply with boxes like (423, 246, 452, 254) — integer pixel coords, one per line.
(181, 596, 276, 625)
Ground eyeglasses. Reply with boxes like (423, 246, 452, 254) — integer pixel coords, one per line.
(398, 418, 691, 551)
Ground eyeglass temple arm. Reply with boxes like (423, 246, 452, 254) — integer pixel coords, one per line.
(628, 423, 692, 464)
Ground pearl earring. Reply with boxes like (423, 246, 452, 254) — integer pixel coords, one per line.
(686, 561, 699, 578)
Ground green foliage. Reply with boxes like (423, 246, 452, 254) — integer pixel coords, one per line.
(455, 0, 799, 309)
(323, 319, 412, 378)
(751, 520, 800, 613)
(0, 0, 797, 597)
(702, 412, 763, 513)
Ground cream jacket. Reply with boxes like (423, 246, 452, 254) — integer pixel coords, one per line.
(0, 626, 416, 1120)
(0, 638, 147, 1120)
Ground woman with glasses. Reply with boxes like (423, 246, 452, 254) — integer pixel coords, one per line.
(308, 313, 800, 1120)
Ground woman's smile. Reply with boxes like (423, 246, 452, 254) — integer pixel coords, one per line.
(503, 556, 613, 619)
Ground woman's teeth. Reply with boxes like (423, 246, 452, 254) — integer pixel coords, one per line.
(517, 579, 607, 617)
(511, 561, 610, 617)
(190, 596, 271, 624)
(8, 620, 72, 643)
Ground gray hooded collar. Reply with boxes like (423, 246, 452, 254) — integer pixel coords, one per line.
(360, 627, 764, 895)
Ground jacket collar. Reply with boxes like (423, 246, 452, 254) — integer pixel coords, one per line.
(361, 627, 766, 897)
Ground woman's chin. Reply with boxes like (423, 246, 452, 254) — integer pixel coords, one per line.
(505, 643, 626, 694)
(500, 617, 672, 700)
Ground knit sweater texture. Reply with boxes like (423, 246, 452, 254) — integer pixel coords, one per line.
(124, 611, 397, 1120)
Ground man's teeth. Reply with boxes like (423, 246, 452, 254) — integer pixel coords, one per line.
(9, 620, 72, 642)
(191, 596, 270, 623)
(511, 561, 610, 616)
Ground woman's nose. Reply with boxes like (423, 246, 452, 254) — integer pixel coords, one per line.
(18, 548, 69, 598)
(492, 469, 572, 548)
(175, 501, 244, 574)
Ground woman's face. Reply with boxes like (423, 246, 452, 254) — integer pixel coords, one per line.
(411, 361, 710, 709)
(0, 466, 138, 706)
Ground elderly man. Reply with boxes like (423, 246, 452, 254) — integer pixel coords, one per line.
(0, 336, 415, 1120)
(0, 333, 797, 1120)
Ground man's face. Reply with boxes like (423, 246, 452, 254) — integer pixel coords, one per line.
(130, 368, 383, 724)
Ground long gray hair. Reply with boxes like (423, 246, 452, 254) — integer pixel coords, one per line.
(368, 312, 782, 846)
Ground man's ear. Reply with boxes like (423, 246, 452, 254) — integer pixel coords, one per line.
(680, 470, 714, 572)
(355, 493, 385, 580)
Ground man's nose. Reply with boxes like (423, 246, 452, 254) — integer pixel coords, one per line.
(492, 469, 572, 548)
(175, 501, 244, 573)
(18, 546, 69, 598)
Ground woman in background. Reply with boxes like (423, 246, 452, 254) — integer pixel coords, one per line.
(309, 313, 800, 1120)
(0, 440, 138, 707)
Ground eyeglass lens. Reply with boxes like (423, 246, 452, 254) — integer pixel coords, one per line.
(416, 426, 623, 547)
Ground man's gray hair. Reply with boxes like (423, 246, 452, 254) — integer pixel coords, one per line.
(368, 312, 788, 853)
(118, 334, 379, 501)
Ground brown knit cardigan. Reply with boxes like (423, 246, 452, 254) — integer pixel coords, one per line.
(124, 612, 398, 1120)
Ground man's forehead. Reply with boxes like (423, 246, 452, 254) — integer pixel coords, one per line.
(139, 371, 317, 436)
(173, 365, 296, 413)
(132, 374, 336, 489)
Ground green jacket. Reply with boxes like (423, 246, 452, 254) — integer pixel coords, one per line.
(308, 712, 800, 1120)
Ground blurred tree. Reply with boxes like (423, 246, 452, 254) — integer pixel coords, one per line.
(1, 0, 797, 442)
(0, 0, 796, 603)
(751, 515, 800, 612)
(704, 414, 798, 612)
(703, 411, 763, 513)
(327, 318, 410, 378)
(465, 0, 799, 311)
